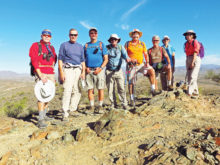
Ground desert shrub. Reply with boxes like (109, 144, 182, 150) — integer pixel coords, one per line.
(205, 70, 220, 82)
(0, 97, 28, 118)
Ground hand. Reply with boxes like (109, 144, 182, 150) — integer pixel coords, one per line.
(132, 59, 137, 64)
(189, 63, 195, 69)
(41, 76, 48, 84)
(145, 63, 150, 68)
(59, 73, 65, 84)
(126, 58, 131, 63)
(86, 68, 91, 74)
(80, 72, 85, 80)
(93, 67, 102, 75)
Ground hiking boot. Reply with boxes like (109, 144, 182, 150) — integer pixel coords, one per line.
(69, 110, 77, 116)
(123, 105, 128, 110)
(130, 100, 135, 108)
(44, 116, 54, 121)
(167, 85, 174, 91)
(88, 106, 95, 111)
(94, 106, 103, 114)
(37, 120, 47, 129)
(152, 90, 161, 96)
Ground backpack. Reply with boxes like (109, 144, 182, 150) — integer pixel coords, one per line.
(184, 40, 204, 59)
(148, 47, 164, 65)
(84, 41, 103, 54)
(30, 42, 54, 76)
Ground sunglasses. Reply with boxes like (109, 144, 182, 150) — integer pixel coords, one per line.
(153, 40, 159, 42)
(110, 38, 118, 41)
(43, 34, 51, 37)
(69, 34, 78, 36)
(90, 32, 97, 35)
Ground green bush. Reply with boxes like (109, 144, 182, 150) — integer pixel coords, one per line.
(0, 97, 28, 118)
(205, 70, 220, 82)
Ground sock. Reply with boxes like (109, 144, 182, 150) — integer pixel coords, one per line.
(39, 110, 44, 121)
(168, 80, 171, 86)
(90, 100, 94, 107)
(130, 94, 134, 101)
(99, 101, 103, 106)
(151, 84, 155, 91)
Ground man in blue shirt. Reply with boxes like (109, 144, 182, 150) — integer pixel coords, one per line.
(58, 28, 85, 121)
(106, 34, 131, 110)
(84, 27, 108, 113)
(161, 35, 175, 90)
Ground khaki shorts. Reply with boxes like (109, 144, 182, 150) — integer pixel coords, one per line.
(86, 69, 105, 90)
(35, 73, 55, 83)
(127, 63, 152, 84)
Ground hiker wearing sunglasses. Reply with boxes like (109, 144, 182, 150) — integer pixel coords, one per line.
(125, 29, 158, 107)
(106, 34, 131, 110)
(148, 35, 173, 91)
(183, 30, 202, 98)
(58, 29, 85, 121)
(29, 29, 57, 128)
(161, 35, 175, 90)
(84, 27, 108, 114)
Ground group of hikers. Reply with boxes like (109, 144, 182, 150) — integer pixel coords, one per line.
(29, 28, 202, 128)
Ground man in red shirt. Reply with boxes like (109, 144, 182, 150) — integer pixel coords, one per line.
(29, 29, 57, 128)
(183, 30, 201, 98)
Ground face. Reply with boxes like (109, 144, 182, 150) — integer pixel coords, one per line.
(186, 33, 193, 41)
(41, 34, 51, 43)
(152, 38, 160, 46)
(110, 38, 118, 46)
(89, 30, 98, 40)
(132, 32, 140, 41)
(163, 39, 170, 45)
(69, 30, 78, 42)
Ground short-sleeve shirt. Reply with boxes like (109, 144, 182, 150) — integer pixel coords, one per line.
(184, 39, 200, 56)
(162, 44, 175, 67)
(125, 41, 147, 65)
(84, 41, 108, 68)
(148, 47, 167, 64)
(106, 44, 128, 71)
(58, 41, 85, 65)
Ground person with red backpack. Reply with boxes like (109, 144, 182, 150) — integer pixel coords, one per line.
(183, 30, 202, 98)
(29, 29, 57, 128)
(148, 35, 173, 91)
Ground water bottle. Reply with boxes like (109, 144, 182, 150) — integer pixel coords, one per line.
(81, 79, 86, 88)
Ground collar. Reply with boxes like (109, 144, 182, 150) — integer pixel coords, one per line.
(69, 41, 77, 44)
(188, 39, 194, 44)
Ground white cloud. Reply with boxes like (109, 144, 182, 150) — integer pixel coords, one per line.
(79, 20, 92, 29)
(115, 23, 130, 30)
(121, 0, 147, 21)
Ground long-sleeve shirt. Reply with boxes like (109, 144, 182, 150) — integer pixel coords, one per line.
(29, 40, 57, 74)
(58, 41, 85, 65)
(106, 44, 128, 71)
(184, 39, 200, 56)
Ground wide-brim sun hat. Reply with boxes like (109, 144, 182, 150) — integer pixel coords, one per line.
(129, 29, 143, 38)
(34, 80, 55, 103)
(183, 30, 197, 39)
(108, 34, 121, 43)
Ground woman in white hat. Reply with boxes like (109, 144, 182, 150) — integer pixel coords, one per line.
(106, 34, 131, 110)
(183, 30, 201, 98)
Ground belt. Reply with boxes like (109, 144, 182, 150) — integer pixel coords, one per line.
(39, 65, 54, 68)
(106, 68, 120, 72)
(89, 67, 98, 71)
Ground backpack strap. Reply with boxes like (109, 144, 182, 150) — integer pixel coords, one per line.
(37, 42, 42, 56)
(125, 41, 129, 50)
(106, 45, 111, 50)
(159, 47, 163, 60)
(99, 41, 103, 51)
(85, 43, 88, 52)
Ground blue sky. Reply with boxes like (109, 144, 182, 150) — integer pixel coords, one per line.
(0, 0, 220, 73)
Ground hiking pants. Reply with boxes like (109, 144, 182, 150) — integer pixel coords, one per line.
(106, 69, 127, 106)
(62, 67, 81, 117)
(186, 56, 201, 95)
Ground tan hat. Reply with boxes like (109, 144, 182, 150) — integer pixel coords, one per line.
(152, 35, 160, 41)
(129, 29, 143, 38)
(162, 35, 170, 41)
(183, 30, 197, 39)
(108, 34, 121, 43)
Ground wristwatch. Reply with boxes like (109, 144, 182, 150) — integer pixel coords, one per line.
(100, 66, 104, 70)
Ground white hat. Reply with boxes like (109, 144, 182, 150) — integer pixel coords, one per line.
(183, 30, 197, 39)
(34, 80, 55, 103)
(89, 27, 98, 32)
(108, 34, 121, 43)
(129, 29, 143, 38)
(163, 35, 170, 41)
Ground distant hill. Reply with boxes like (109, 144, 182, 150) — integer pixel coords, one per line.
(0, 71, 31, 80)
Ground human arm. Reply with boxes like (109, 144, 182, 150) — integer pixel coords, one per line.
(162, 48, 171, 69)
(94, 54, 108, 75)
(121, 46, 131, 63)
(172, 52, 175, 72)
(190, 40, 200, 69)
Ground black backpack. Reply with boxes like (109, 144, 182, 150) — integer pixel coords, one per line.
(29, 42, 54, 76)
